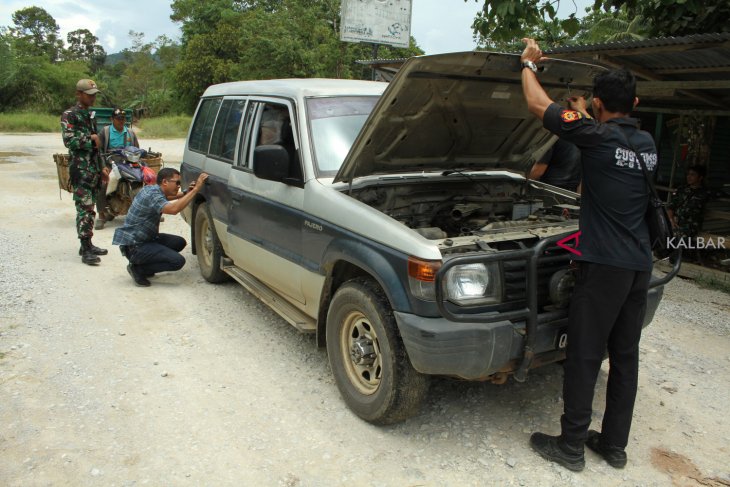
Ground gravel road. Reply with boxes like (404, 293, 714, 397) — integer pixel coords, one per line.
(1, 133, 729, 486)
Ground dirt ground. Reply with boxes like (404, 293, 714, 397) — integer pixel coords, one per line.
(1, 133, 729, 486)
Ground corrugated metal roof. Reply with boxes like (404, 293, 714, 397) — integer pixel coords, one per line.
(359, 33, 730, 114)
(546, 32, 730, 56)
(546, 33, 730, 114)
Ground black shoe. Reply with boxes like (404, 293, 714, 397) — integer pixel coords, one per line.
(127, 264, 151, 287)
(81, 252, 101, 265)
(586, 430, 627, 468)
(530, 432, 585, 472)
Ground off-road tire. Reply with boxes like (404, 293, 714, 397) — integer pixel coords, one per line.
(326, 278, 430, 424)
(194, 203, 228, 283)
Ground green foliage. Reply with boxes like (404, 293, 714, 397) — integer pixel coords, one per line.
(136, 115, 192, 139)
(0, 111, 192, 138)
(0, 56, 90, 114)
(0, 111, 61, 132)
(65, 29, 106, 71)
(575, 6, 650, 43)
(0, 6, 108, 114)
(469, 0, 582, 45)
(468, 0, 728, 45)
(2, 1, 425, 117)
(172, 0, 423, 110)
(8, 6, 63, 61)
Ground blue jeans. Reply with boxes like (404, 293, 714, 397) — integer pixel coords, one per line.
(123, 233, 186, 276)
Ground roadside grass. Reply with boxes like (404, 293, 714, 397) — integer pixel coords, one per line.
(0, 112, 191, 139)
(136, 115, 191, 139)
(694, 274, 730, 293)
(0, 112, 59, 132)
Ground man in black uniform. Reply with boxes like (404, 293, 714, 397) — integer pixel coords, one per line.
(520, 39, 656, 471)
(529, 138, 582, 192)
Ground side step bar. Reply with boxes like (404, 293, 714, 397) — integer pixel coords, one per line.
(221, 258, 316, 333)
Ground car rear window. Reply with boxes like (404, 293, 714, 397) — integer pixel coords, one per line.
(188, 98, 222, 153)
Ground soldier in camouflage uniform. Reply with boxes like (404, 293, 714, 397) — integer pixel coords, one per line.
(61, 79, 111, 265)
(667, 165, 710, 238)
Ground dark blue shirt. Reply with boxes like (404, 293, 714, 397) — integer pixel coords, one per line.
(543, 103, 656, 271)
(112, 185, 169, 246)
(537, 138, 581, 191)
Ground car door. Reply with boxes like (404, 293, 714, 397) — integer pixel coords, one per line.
(202, 98, 247, 242)
(226, 98, 306, 306)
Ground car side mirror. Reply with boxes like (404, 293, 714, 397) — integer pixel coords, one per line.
(253, 145, 289, 182)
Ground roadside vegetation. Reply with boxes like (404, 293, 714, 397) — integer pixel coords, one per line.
(0, 112, 59, 133)
(0, 112, 191, 138)
(0, 1, 724, 129)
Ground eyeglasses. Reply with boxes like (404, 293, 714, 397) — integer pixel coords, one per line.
(167, 179, 181, 186)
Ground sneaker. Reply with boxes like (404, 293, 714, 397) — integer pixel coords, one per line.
(586, 430, 627, 468)
(127, 264, 151, 287)
(530, 432, 585, 472)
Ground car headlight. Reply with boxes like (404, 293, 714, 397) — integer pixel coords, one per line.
(444, 263, 502, 305)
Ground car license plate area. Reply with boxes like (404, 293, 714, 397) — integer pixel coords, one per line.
(556, 329, 568, 349)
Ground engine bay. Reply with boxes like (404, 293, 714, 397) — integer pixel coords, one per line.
(347, 175, 581, 252)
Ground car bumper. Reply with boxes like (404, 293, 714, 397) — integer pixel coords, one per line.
(395, 285, 663, 380)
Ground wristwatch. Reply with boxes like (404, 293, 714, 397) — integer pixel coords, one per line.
(521, 60, 538, 73)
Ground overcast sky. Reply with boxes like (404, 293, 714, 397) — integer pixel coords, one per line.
(0, 0, 590, 55)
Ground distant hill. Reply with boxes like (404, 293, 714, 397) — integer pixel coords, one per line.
(104, 51, 161, 66)
(105, 51, 126, 66)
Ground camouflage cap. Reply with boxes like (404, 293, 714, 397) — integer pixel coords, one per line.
(76, 79, 100, 95)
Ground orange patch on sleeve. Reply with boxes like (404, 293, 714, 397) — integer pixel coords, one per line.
(561, 110, 583, 123)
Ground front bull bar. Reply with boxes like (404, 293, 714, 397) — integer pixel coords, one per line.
(434, 231, 682, 383)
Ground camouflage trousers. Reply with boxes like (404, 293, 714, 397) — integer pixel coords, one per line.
(72, 171, 101, 240)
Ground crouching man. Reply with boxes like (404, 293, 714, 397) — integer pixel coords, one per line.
(113, 167, 208, 286)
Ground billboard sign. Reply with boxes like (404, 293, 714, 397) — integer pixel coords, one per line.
(340, 0, 412, 49)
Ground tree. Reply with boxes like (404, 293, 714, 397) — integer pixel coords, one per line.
(172, 0, 422, 110)
(466, 0, 729, 44)
(8, 6, 63, 61)
(574, 6, 650, 44)
(65, 29, 107, 72)
(626, 0, 729, 37)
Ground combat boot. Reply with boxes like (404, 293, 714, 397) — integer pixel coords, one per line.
(78, 238, 108, 256)
(79, 239, 101, 265)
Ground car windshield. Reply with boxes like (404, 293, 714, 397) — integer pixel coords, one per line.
(306, 96, 379, 176)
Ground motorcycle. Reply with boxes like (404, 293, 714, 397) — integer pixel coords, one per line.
(97, 146, 159, 224)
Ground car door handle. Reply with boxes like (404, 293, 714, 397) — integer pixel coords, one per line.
(231, 193, 242, 202)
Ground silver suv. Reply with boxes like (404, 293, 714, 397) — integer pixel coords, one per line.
(180, 51, 677, 424)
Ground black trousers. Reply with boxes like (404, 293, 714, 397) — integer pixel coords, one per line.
(123, 233, 187, 276)
(560, 262, 651, 447)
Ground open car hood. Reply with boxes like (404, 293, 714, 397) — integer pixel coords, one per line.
(334, 51, 603, 183)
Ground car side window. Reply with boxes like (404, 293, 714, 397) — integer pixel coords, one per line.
(236, 102, 257, 168)
(188, 97, 222, 153)
(251, 102, 302, 182)
(209, 99, 246, 162)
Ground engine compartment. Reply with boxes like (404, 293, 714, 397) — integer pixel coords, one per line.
(347, 175, 580, 251)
